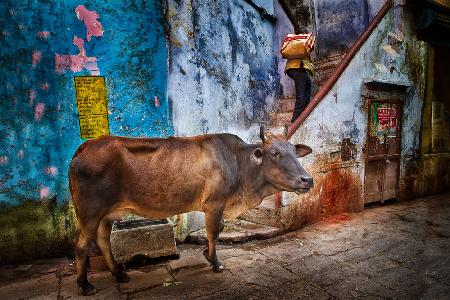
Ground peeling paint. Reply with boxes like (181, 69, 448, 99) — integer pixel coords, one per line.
(75, 5, 104, 42)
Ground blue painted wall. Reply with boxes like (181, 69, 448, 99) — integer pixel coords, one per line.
(0, 0, 171, 208)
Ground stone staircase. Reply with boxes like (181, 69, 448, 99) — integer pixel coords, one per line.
(268, 96, 296, 127)
(268, 54, 344, 127)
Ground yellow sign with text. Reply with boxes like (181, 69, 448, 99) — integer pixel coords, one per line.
(74, 76, 110, 139)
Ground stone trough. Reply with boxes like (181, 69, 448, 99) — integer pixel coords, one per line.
(110, 218, 178, 263)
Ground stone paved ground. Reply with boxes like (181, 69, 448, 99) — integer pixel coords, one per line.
(0, 192, 449, 299)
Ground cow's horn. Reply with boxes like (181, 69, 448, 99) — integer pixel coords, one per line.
(260, 125, 266, 142)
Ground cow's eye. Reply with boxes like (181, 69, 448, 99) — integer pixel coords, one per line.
(271, 150, 281, 158)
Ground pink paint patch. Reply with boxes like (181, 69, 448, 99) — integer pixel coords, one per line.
(75, 5, 104, 42)
(37, 31, 50, 39)
(40, 187, 50, 199)
(32, 50, 42, 67)
(40, 82, 50, 90)
(154, 96, 160, 107)
(73, 36, 85, 54)
(34, 103, 45, 121)
(0, 156, 8, 165)
(55, 37, 99, 75)
(55, 54, 71, 74)
(29, 89, 36, 105)
(45, 166, 58, 176)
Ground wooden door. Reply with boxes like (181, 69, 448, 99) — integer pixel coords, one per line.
(364, 100, 403, 204)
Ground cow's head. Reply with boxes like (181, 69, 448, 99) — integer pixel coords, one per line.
(251, 127, 313, 194)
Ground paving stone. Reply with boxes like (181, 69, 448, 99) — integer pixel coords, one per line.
(167, 248, 209, 272)
(224, 252, 300, 288)
(216, 246, 252, 260)
(370, 265, 429, 297)
(324, 273, 396, 299)
(267, 280, 333, 300)
(256, 242, 315, 265)
(129, 285, 188, 300)
(173, 268, 245, 299)
(59, 271, 124, 299)
(349, 254, 402, 278)
(194, 285, 274, 300)
(0, 273, 57, 300)
(285, 254, 357, 287)
(119, 267, 171, 294)
(419, 281, 450, 300)
(325, 245, 378, 265)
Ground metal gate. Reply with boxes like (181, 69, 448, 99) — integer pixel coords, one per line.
(364, 99, 403, 204)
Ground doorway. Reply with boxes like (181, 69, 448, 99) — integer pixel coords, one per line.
(364, 99, 403, 204)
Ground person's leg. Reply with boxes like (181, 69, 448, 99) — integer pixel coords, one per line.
(304, 71, 312, 108)
(291, 69, 308, 123)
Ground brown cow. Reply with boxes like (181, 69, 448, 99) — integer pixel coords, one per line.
(69, 127, 313, 295)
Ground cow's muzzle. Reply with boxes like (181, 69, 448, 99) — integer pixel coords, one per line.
(295, 176, 314, 194)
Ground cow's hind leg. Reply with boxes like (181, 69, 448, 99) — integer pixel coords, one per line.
(74, 225, 97, 296)
(96, 218, 129, 283)
(203, 209, 225, 272)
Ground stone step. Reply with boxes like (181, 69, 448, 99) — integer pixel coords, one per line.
(269, 111, 292, 126)
(238, 196, 284, 228)
(186, 218, 282, 244)
(277, 97, 295, 113)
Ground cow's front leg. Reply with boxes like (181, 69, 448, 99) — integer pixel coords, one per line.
(203, 208, 225, 272)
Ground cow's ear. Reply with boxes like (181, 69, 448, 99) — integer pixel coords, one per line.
(251, 148, 263, 165)
(295, 144, 312, 157)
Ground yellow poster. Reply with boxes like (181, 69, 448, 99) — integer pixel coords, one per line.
(74, 76, 109, 139)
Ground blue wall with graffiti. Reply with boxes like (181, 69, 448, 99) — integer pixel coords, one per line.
(0, 0, 171, 207)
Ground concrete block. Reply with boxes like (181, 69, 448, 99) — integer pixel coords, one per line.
(110, 219, 177, 263)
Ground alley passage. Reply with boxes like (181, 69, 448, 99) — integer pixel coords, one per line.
(1, 193, 449, 299)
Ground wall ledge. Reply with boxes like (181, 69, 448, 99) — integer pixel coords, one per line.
(363, 77, 412, 88)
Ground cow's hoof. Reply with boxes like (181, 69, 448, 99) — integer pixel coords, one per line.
(80, 282, 96, 296)
(202, 249, 224, 272)
(116, 271, 130, 283)
(212, 263, 225, 272)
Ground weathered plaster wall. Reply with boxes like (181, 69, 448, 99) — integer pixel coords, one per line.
(285, 3, 431, 229)
(0, 0, 171, 263)
(168, 0, 281, 138)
